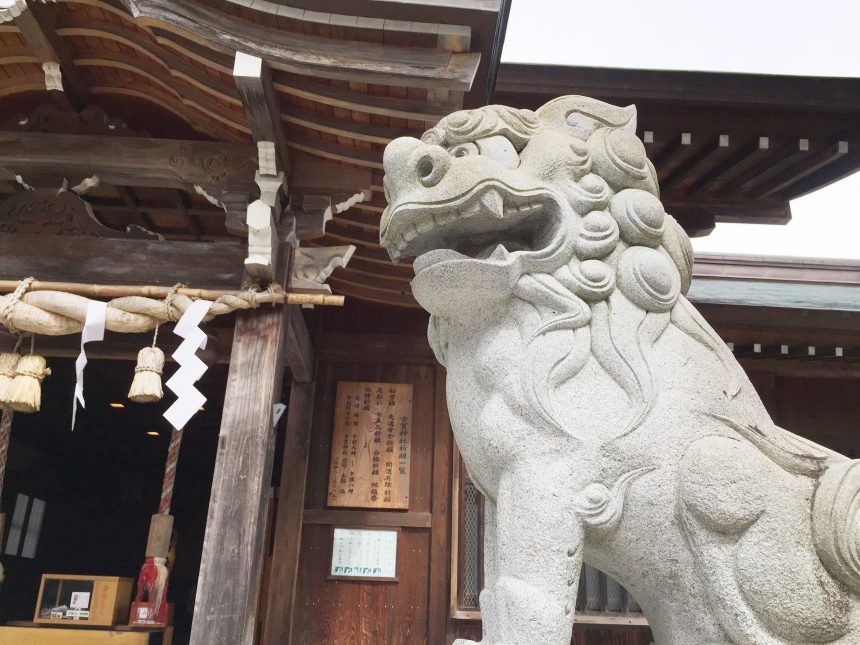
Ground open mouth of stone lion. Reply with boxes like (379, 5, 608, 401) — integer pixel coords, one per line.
(382, 180, 562, 274)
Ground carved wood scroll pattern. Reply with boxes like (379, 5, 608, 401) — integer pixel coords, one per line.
(0, 189, 158, 239)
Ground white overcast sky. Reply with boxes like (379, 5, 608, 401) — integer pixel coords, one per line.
(502, 0, 860, 260)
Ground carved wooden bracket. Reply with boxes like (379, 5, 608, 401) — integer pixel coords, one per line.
(243, 170, 289, 281)
(244, 199, 277, 282)
(293, 194, 333, 241)
(289, 245, 355, 295)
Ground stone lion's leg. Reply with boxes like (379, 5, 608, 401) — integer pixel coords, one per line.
(489, 466, 583, 645)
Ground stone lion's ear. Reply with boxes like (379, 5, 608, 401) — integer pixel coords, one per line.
(537, 95, 637, 140)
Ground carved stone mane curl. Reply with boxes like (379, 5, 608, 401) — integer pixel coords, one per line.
(421, 105, 541, 150)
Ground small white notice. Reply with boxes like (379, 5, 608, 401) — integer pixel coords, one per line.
(69, 592, 91, 610)
(330, 527, 398, 580)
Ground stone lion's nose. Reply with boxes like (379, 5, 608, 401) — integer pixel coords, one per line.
(383, 137, 451, 190)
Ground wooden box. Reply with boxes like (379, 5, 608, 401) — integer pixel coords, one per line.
(34, 574, 133, 627)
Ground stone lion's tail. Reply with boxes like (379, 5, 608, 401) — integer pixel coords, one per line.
(812, 459, 860, 592)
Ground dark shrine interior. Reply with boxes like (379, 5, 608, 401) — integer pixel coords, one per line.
(0, 354, 230, 642)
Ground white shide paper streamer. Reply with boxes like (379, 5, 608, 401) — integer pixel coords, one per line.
(163, 299, 212, 430)
(72, 300, 107, 430)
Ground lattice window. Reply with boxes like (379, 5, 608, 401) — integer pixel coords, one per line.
(452, 452, 646, 624)
(453, 459, 484, 615)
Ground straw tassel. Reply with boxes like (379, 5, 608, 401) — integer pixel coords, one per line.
(128, 346, 165, 404)
(0, 353, 19, 407)
(6, 354, 50, 413)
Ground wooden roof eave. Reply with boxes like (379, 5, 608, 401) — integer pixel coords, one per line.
(494, 63, 860, 112)
(124, 0, 481, 90)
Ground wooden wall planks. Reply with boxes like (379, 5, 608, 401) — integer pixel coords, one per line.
(282, 355, 440, 644)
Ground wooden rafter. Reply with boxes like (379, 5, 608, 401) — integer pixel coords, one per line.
(14, 0, 90, 109)
(233, 52, 290, 176)
(114, 185, 155, 230)
(173, 190, 202, 240)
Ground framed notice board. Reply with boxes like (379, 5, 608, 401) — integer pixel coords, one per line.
(327, 381, 413, 509)
(328, 526, 399, 582)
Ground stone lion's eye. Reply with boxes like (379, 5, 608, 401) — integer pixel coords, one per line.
(451, 142, 479, 158)
(474, 135, 520, 169)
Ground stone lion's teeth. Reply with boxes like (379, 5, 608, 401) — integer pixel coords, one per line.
(403, 225, 418, 241)
(489, 244, 510, 260)
(479, 188, 504, 218)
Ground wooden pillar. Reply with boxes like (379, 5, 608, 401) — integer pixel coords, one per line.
(260, 376, 316, 645)
(189, 245, 291, 645)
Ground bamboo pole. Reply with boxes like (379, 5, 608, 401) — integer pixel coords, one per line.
(0, 280, 344, 306)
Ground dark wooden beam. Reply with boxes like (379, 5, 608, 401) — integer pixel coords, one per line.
(756, 141, 849, 199)
(739, 356, 860, 379)
(653, 132, 694, 179)
(260, 378, 316, 645)
(234, 53, 289, 176)
(285, 306, 313, 383)
(723, 139, 808, 194)
(662, 195, 789, 225)
(0, 233, 245, 288)
(494, 64, 860, 111)
(15, 1, 90, 109)
(685, 137, 771, 197)
(126, 0, 481, 90)
(115, 185, 156, 230)
(660, 134, 731, 191)
(302, 509, 433, 528)
(282, 106, 414, 146)
(285, 130, 382, 169)
(173, 190, 203, 240)
(190, 244, 293, 645)
(428, 367, 453, 645)
(0, 131, 258, 192)
(275, 72, 461, 120)
(289, 153, 373, 202)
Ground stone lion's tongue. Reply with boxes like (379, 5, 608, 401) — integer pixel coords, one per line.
(413, 248, 468, 275)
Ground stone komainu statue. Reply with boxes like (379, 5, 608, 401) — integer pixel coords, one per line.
(379, 97, 860, 645)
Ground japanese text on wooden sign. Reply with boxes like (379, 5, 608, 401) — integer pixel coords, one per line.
(327, 381, 412, 509)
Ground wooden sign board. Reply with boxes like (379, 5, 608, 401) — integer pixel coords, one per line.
(327, 381, 412, 509)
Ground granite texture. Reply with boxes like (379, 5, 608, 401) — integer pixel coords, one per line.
(380, 96, 860, 645)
